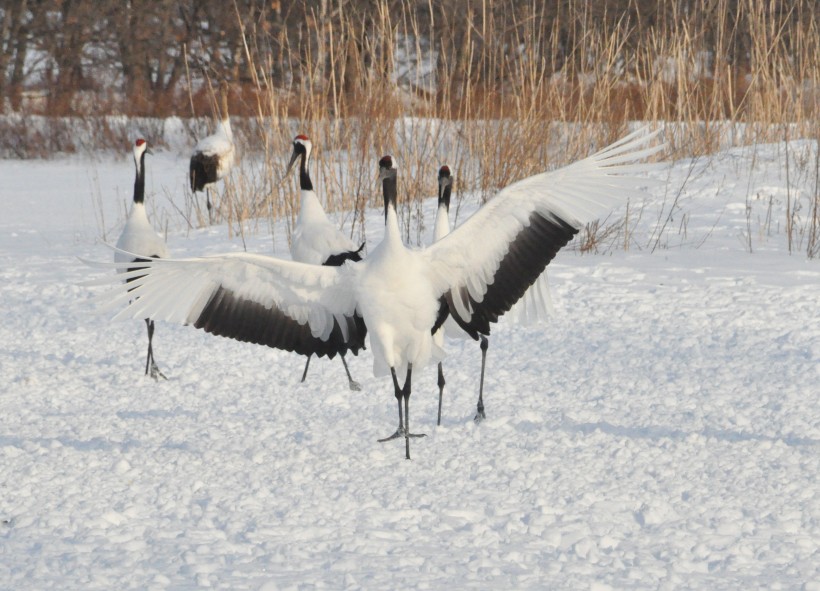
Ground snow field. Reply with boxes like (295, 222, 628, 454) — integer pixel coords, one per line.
(1, 138, 818, 589)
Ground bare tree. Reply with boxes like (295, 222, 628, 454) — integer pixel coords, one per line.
(0, 0, 31, 112)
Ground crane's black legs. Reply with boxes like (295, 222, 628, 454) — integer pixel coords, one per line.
(378, 364, 424, 459)
(403, 365, 412, 460)
(206, 187, 214, 225)
(436, 362, 445, 426)
(144, 319, 166, 381)
(378, 368, 405, 442)
(378, 369, 404, 442)
(474, 336, 488, 422)
(300, 353, 361, 391)
(340, 354, 362, 391)
(144, 319, 153, 376)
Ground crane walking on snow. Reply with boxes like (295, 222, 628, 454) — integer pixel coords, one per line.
(115, 138, 169, 380)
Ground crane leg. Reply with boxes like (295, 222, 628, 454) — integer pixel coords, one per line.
(378, 368, 405, 442)
(300, 355, 311, 382)
(144, 319, 167, 381)
(378, 365, 425, 450)
(474, 336, 488, 422)
(401, 364, 424, 460)
(436, 362, 445, 426)
(341, 354, 361, 391)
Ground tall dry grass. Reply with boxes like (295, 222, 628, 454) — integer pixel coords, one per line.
(203, 0, 817, 255)
(3, 0, 818, 255)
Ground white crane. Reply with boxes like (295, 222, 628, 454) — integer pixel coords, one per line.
(90, 128, 662, 459)
(115, 138, 169, 380)
(285, 134, 365, 390)
(189, 80, 235, 224)
(431, 165, 458, 424)
(432, 165, 554, 425)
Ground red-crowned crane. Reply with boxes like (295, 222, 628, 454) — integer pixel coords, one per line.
(115, 138, 169, 380)
(89, 128, 662, 459)
(285, 134, 365, 390)
(189, 81, 235, 224)
(432, 165, 553, 425)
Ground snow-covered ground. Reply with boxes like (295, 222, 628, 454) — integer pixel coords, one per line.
(1, 135, 818, 589)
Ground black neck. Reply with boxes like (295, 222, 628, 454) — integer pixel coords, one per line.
(133, 152, 146, 204)
(382, 175, 397, 224)
(438, 183, 451, 212)
(299, 152, 313, 191)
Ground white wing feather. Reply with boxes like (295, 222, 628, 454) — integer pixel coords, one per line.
(503, 271, 553, 325)
(91, 252, 360, 344)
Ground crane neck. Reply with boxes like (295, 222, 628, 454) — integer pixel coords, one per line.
(219, 117, 233, 141)
(382, 176, 401, 242)
(220, 86, 229, 120)
(382, 175, 398, 227)
(133, 151, 146, 204)
(298, 188, 326, 223)
(434, 203, 450, 241)
(299, 151, 313, 192)
(433, 181, 452, 240)
(219, 84, 231, 134)
(218, 87, 233, 140)
(438, 183, 451, 211)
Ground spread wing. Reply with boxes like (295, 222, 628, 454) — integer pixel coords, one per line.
(87, 251, 366, 359)
(424, 128, 664, 339)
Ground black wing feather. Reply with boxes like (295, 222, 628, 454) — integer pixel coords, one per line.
(190, 153, 220, 191)
(322, 242, 366, 267)
(447, 212, 577, 339)
(193, 285, 367, 358)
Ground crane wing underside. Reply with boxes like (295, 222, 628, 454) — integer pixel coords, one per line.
(194, 283, 366, 358)
(426, 128, 663, 338)
(89, 251, 366, 358)
(439, 211, 577, 338)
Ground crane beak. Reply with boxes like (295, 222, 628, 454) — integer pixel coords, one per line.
(284, 148, 300, 177)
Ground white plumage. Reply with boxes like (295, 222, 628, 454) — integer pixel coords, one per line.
(89, 128, 663, 459)
(115, 138, 168, 379)
(287, 135, 363, 266)
(189, 81, 235, 222)
(285, 134, 365, 389)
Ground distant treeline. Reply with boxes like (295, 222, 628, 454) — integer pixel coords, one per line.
(0, 0, 816, 119)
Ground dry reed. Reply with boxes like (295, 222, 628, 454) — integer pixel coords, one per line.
(2, 0, 818, 255)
